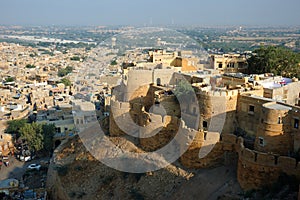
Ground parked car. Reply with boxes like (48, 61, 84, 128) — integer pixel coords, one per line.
(27, 164, 41, 170)
(2, 156, 9, 167)
(2, 156, 9, 160)
(19, 155, 31, 162)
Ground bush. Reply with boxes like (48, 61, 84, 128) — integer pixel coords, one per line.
(102, 175, 114, 185)
(110, 60, 117, 65)
(56, 165, 69, 176)
(58, 66, 73, 77)
(40, 166, 48, 172)
(25, 64, 36, 68)
(5, 77, 15, 82)
(77, 191, 86, 198)
(122, 172, 130, 179)
(244, 189, 255, 198)
(134, 173, 145, 182)
(70, 56, 81, 61)
(74, 165, 83, 171)
(69, 192, 76, 198)
(129, 188, 144, 200)
(59, 78, 72, 87)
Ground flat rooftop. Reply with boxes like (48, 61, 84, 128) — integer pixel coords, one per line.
(246, 94, 274, 102)
(264, 103, 292, 111)
(260, 77, 293, 89)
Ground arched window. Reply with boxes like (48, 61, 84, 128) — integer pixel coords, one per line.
(156, 78, 161, 86)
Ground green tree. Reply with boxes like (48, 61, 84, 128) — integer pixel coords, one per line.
(58, 66, 73, 77)
(70, 56, 81, 61)
(25, 64, 36, 68)
(20, 122, 43, 151)
(60, 78, 72, 87)
(5, 77, 15, 82)
(42, 123, 55, 152)
(110, 60, 118, 65)
(57, 68, 67, 77)
(6, 119, 27, 137)
(248, 46, 300, 78)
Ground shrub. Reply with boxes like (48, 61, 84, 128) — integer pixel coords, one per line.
(129, 188, 144, 200)
(102, 175, 114, 185)
(70, 56, 81, 61)
(25, 64, 36, 68)
(5, 77, 15, 82)
(56, 165, 69, 176)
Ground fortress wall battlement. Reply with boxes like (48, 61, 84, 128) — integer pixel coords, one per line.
(197, 89, 239, 97)
(109, 94, 300, 191)
(110, 98, 131, 110)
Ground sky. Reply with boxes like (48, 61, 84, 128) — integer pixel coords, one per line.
(0, 0, 299, 26)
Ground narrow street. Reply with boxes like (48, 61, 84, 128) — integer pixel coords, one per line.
(0, 155, 49, 181)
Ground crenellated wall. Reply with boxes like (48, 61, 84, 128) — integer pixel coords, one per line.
(109, 97, 131, 136)
(139, 115, 180, 151)
(179, 132, 300, 191)
(109, 82, 300, 192)
(196, 87, 239, 134)
(123, 69, 175, 101)
(195, 134, 300, 191)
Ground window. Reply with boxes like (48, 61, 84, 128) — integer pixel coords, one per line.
(156, 78, 161, 86)
(218, 63, 223, 68)
(249, 105, 254, 112)
(227, 63, 235, 68)
(203, 121, 208, 128)
(294, 119, 299, 129)
(248, 105, 255, 114)
(258, 137, 264, 146)
(55, 127, 61, 133)
(278, 117, 281, 124)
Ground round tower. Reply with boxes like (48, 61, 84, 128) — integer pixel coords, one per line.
(254, 102, 293, 155)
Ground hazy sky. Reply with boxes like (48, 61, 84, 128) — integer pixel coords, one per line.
(0, 0, 299, 26)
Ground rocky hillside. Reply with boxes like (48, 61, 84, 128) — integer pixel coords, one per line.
(46, 133, 259, 200)
(47, 135, 199, 200)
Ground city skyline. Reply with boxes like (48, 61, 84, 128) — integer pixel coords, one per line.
(0, 0, 300, 26)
